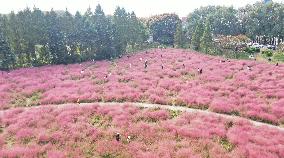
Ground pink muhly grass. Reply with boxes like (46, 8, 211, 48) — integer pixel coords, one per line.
(16, 128, 34, 140)
(135, 151, 160, 158)
(0, 146, 41, 158)
(209, 98, 236, 114)
(47, 150, 66, 158)
(96, 140, 124, 156)
(37, 133, 50, 144)
(246, 144, 279, 158)
(144, 109, 170, 121)
(176, 148, 201, 158)
(271, 99, 284, 119)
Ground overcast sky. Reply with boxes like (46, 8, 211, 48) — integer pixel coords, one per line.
(0, 0, 283, 17)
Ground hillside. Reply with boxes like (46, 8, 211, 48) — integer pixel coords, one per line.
(1, 48, 283, 125)
(0, 48, 284, 157)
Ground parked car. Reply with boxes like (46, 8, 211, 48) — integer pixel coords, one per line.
(247, 42, 253, 47)
(250, 43, 266, 49)
(265, 44, 276, 50)
(251, 43, 261, 49)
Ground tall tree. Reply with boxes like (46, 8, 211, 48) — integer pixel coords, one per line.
(46, 9, 67, 64)
(148, 14, 181, 46)
(0, 20, 15, 70)
(31, 7, 49, 66)
(200, 19, 213, 53)
(174, 22, 185, 48)
(186, 6, 241, 39)
(60, 9, 79, 63)
(113, 7, 129, 56)
(190, 20, 204, 51)
(128, 11, 147, 49)
(93, 4, 114, 60)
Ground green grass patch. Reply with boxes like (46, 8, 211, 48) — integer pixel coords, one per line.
(169, 109, 182, 119)
(272, 52, 284, 62)
(10, 92, 42, 107)
(90, 115, 112, 129)
(219, 138, 235, 152)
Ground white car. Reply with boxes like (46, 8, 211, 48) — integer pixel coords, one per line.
(247, 42, 253, 47)
(251, 43, 263, 49)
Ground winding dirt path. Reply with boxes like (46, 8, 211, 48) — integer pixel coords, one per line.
(0, 102, 283, 131)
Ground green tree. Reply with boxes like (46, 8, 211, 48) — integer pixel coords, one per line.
(93, 4, 114, 60)
(60, 9, 79, 63)
(200, 19, 213, 53)
(148, 14, 181, 46)
(174, 22, 185, 48)
(113, 7, 129, 56)
(186, 6, 241, 40)
(46, 9, 67, 64)
(128, 11, 147, 51)
(244, 1, 284, 44)
(31, 7, 49, 66)
(0, 29, 15, 70)
(190, 20, 204, 51)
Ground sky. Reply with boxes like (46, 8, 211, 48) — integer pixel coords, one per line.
(0, 0, 283, 17)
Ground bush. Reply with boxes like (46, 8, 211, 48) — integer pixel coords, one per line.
(245, 47, 260, 54)
(272, 52, 284, 62)
(261, 50, 273, 57)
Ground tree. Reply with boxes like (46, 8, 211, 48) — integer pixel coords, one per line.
(174, 22, 185, 48)
(200, 19, 213, 53)
(46, 9, 67, 64)
(0, 27, 15, 70)
(128, 11, 147, 51)
(60, 9, 79, 63)
(93, 4, 114, 60)
(186, 6, 241, 39)
(148, 14, 181, 46)
(190, 20, 204, 51)
(31, 7, 49, 66)
(113, 7, 129, 56)
(239, 1, 284, 44)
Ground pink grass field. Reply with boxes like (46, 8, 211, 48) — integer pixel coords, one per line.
(0, 104, 283, 158)
(1, 48, 283, 124)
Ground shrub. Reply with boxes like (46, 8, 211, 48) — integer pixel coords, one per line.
(272, 52, 284, 62)
(245, 47, 260, 54)
(261, 50, 273, 57)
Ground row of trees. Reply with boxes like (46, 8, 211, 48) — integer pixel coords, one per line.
(0, 5, 148, 70)
(188, 1, 284, 53)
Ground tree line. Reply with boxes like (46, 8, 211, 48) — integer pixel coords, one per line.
(1, 1, 284, 70)
(188, 1, 284, 54)
(0, 5, 149, 70)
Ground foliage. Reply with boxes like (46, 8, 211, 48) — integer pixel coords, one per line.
(272, 52, 284, 62)
(0, 30, 15, 70)
(93, 5, 115, 60)
(174, 22, 185, 48)
(190, 20, 204, 50)
(148, 13, 181, 46)
(0, 5, 148, 70)
(261, 50, 273, 57)
(200, 19, 213, 54)
(244, 1, 284, 41)
(187, 6, 242, 39)
(245, 47, 260, 54)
